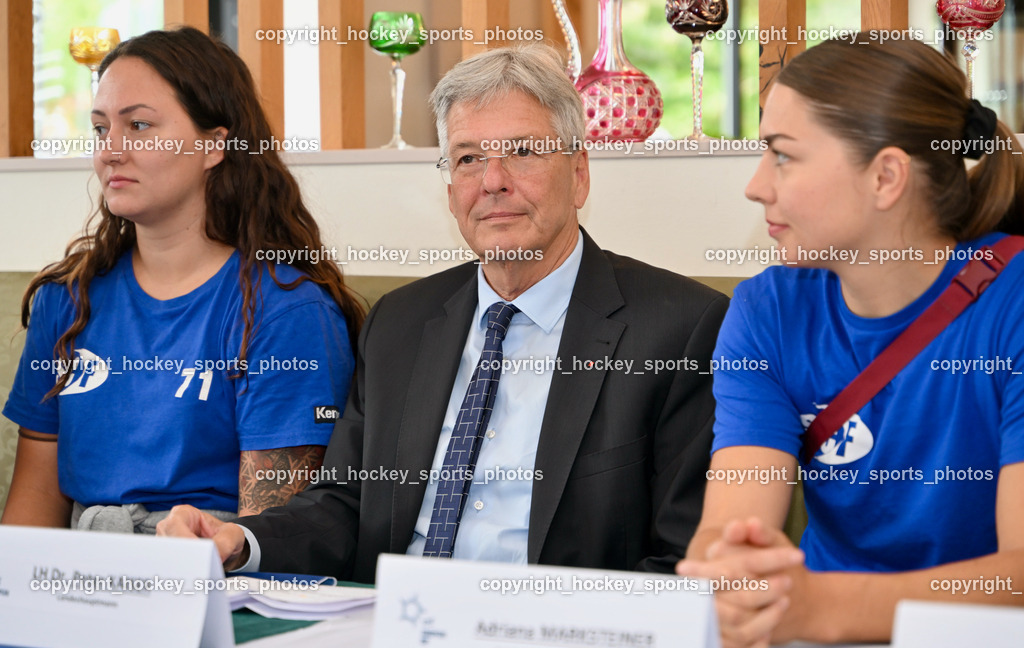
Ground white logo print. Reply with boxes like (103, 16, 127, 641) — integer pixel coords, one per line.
(800, 403, 874, 465)
(59, 348, 110, 395)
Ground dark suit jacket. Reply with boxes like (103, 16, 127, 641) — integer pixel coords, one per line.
(238, 229, 728, 583)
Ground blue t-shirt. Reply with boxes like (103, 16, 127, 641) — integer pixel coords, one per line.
(3, 250, 354, 512)
(712, 233, 1024, 572)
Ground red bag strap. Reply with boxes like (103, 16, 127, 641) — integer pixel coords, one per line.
(801, 235, 1024, 464)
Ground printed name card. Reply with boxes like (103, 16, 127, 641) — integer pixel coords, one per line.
(892, 600, 1024, 648)
(0, 526, 233, 648)
(372, 555, 720, 647)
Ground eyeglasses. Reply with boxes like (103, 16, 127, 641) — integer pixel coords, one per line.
(437, 147, 574, 185)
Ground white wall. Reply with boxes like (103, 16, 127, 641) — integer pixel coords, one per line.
(0, 147, 769, 278)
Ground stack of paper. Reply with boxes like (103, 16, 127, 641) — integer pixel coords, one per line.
(228, 575, 376, 621)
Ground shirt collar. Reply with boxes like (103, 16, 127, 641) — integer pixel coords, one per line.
(475, 229, 584, 334)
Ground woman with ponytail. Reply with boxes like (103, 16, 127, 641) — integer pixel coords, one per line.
(679, 35, 1024, 646)
(2, 27, 365, 533)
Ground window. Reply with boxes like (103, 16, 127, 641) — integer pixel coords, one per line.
(622, 0, 1021, 139)
(33, 0, 162, 158)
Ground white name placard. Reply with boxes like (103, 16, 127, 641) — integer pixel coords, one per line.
(892, 600, 1024, 648)
(372, 555, 720, 648)
(0, 526, 233, 648)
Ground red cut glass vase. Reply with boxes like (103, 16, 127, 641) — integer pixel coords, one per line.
(575, 0, 663, 142)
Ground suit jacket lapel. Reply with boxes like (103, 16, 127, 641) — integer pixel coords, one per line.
(528, 231, 625, 563)
(390, 274, 477, 552)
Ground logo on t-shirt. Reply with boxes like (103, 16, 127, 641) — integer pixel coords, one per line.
(59, 348, 110, 396)
(800, 403, 874, 465)
(314, 405, 340, 424)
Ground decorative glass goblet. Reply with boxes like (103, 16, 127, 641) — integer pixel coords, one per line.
(666, 1, 728, 140)
(69, 27, 121, 96)
(936, 0, 1005, 98)
(368, 12, 425, 149)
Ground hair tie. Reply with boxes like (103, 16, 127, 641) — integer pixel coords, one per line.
(962, 99, 998, 160)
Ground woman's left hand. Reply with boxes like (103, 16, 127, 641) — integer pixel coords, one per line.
(676, 517, 808, 648)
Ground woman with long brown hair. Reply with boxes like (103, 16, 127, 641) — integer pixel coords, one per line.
(678, 35, 1024, 646)
(1, 27, 365, 533)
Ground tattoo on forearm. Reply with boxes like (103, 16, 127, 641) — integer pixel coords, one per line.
(238, 445, 326, 516)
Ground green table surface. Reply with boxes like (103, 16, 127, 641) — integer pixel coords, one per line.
(233, 610, 318, 644)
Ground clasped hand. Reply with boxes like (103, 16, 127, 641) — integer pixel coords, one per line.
(676, 517, 807, 648)
(156, 505, 250, 571)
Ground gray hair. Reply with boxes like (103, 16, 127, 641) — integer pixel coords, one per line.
(429, 44, 586, 156)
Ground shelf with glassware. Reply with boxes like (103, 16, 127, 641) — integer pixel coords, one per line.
(3, 0, 1015, 159)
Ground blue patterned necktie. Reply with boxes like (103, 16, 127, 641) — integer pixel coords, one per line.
(422, 301, 519, 558)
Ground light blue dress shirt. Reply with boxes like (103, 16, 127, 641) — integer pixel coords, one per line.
(406, 231, 584, 563)
(236, 231, 584, 572)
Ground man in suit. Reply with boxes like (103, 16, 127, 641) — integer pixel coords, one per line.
(158, 44, 728, 582)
